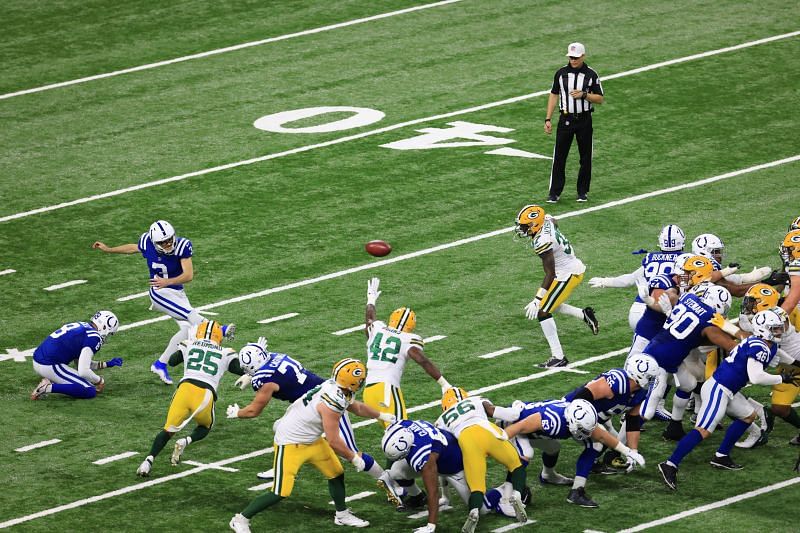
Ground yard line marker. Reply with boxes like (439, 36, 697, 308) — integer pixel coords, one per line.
(0, 269, 15, 276)
(248, 482, 273, 492)
(92, 451, 139, 465)
(0, 346, 628, 527)
(332, 324, 366, 336)
(423, 335, 447, 343)
(328, 491, 375, 505)
(181, 460, 238, 473)
(408, 510, 429, 519)
(559, 368, 590, 375)
(15, 439, 61, 452)
(480, 346, 523, 359)
(43, 279, 86, 291)
(618, 477, 800, 532)
(0, 0, 463, 102)
(258, 312, 299, 324)
(116, 291, 149, 302)
(3, 31, 799, 225)
(492, 522, 536, 532)
(197, 310, 219, 316)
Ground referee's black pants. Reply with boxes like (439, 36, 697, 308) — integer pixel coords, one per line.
(549, 113, 593, 199)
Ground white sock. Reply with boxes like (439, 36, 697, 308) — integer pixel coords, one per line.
(556, 303, 584, 320)
(539, 317, 564, 359)
(671, 393, 690, 421)
(406, 483, 422, 497)
(185, 436, 192, 446)
(365, 461, 383, 479)
(572, 476, 587, 489)
(158, 324, 191, 363)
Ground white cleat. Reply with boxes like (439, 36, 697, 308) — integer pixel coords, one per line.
(735, 425, 763, 449)
(31, 378, 51, 400)
(229, 513, 252, 533)
(334, 508, 369, 528)
(171, 438, 187, 465)
(510, 491, 528, 523)
(136, 456, 153, 477)
(462, 508, 480, 533)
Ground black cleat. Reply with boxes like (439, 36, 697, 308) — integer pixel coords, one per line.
(401, 491, 427, 509)
(538, 356, 568, 368)
(709, 454, 743, 470)
(567, 487, 598, 508)
(658, 461, 678, 491)
(582, 307, 599, 335)
(662, 420, 686, 442)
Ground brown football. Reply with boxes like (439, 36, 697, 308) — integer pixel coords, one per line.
(365, 240, 392, 257)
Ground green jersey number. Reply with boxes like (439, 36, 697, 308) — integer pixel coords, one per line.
(186, 347, 223, 376)
(302, 384, 323, 406)
(442, 400, 476, 425)
(369, 332, 402, 363)
(554, 228, 573, 255)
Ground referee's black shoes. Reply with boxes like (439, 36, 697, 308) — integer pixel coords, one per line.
(577, 195, 588, 202)
(546, 195, 559, 203)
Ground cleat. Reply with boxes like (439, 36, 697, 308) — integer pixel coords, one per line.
(546, 195, 560, 204)
(223, 323, 236, 341)
(229, 513, 252, 533)
(150, 360, 173, 385)
(662, 420, 686, 441)
(136, 456, 153, 477)
(256, 470, 274, 480)
(376, 473, 403, 508)
(402, 491, 427, 509)
(735, 427, 764, 449)
(658, 461, 678, 491)
(567, 487, 598, 508)
(334, 509, 369, 528)
(31, 378, 51, 400)
(582, 307, 599, 335)
(171, 438, 187, 465)
(539, 472, 573, 485)
(510, 491, 528, 523)
(519, 486, 532, 505)
(764, 410, 775, 434)
(709, 454, 743, 470)
(538, 356, 568, 368)
(462, 508, 480, 533)
(790, 434, 800, 446)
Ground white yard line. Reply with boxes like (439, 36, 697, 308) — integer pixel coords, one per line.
(258, 312, 299, 324)
(0, 0, 463, 101)
(559, 368, 590, 375)
(423, 335, 447, 343)
(0, 269, 15, 276)
(328, 491, 375, 505)
(248, 482, 273, 492)
(116, 291, 149, 302)
(14, 439, 61, 452)
(42, 279, 86, 291)
(181, 460, 238, 472)
(2, 31, 798, 225)
(617, 477, 800, 532)
(92, 451, 139, 465)
(492, 522, 536, 533)
(0, 346, 627, 528)
(332, 324, 366, 336)
(479, 346, 523, 359)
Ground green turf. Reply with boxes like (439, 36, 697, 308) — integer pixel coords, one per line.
(2, 0, 799, 531)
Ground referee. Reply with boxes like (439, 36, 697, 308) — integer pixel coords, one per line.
(545, 42, 604, 203)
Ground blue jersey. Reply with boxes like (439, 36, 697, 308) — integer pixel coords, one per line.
(251, 353, 324, 402)
(396, 420, 463, 475)
(515, 400, 573, 440)
(714, 336, 777, 394)
(634, 274, 676, 339)
(33, 322, 103, 365)
(564, 369, 646, 423)
(138, 233, 192, 290)
(644, 292, 716, 373)
(634, 251, 681, 303)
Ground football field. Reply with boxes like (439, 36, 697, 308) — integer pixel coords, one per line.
(2, 1, 799, 531)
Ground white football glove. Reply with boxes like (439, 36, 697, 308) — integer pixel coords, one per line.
(589, 277, 607, 288)
(226, 404, 240, 419)
(255, 336, 268, 351)
(413, 524, 436, 533)
(525, 299, 541, 320)
(719, 265, 739, 277)
(636, 278, 651, 302)
(657, 292, 673, 315)
(367, 277, 381, 306)
(625, 450, 645, 472)
(378, 412, 397, 424)
(351, 453, 366, 472)
(234, 374, 253, 390)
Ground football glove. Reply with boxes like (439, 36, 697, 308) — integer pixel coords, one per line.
(762, 270, 790, 286)
(780, 370, 800, 387)
(720, 263, 740, 277)
(525, 299, 541, 320)
(378, 412, 397, 424)
(226, 404, 240, 419)
(657, 293, 673, 315)
(234, 374, 253, 390)
(351, 453, 366, 472)
(710, 313, 740, 336)
(367, 277, 381, 306)
(255, 336, 268, 351)
(105, 357, 123, 367)
(588, 277, 608, 288)
(625, 450, 645, 472)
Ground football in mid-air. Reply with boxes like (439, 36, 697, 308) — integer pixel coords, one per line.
(365, 240, 392, 257)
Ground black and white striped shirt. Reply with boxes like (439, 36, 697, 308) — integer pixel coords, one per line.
(550, 63, 603, 114)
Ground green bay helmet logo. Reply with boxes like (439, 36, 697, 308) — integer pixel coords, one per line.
(352, 367, 364, 377)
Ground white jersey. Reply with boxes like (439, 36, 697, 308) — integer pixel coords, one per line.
(435, 396, 504, 439)
(178, 339, 238, 392)
(365, 320, 424, 388)
(531, 218, 586, 278)
(274, 380, 353, 445)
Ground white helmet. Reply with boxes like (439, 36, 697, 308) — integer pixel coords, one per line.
(658, 224, 685, 252)
(624, 354, 659, 388)
(751, 307, 789, 343)
(381, 423, 415, 461)
(565, 399, 598, 439)
(238, 344, 270, 375)
(692, 233, 725, 264)
(91, 310, 119, 338)
(692, 283, 732, 317)
(149, 220, 176, 255)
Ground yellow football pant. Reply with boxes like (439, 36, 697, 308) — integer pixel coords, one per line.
(705, 349, 719, 380)
(772, 363, 800, 406)
(164, 382, 214, 432)
(363, 382, 407, 429)
(541, 273, 584, 314)
(458, 424, 522, 493)
(272, 438, 344, 497)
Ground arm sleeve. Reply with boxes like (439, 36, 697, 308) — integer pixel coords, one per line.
(746, 357, 782, 386)
(602, 269, 639, 288)
(168, 350, 184, 367)
(77, 346, 102, 384)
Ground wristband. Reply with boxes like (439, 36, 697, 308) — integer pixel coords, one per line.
(614, 441, 631, 456)
(535, 287, 547, 300)
(437, 376, 452, 390)
(544, 118, 551, 122)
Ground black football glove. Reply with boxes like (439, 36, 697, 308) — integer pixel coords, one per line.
(780, 370, 800, 387)
(762, 270, 790, 287)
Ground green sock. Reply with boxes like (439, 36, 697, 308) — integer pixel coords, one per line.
(510, 465, 527, 493)
(242, 491, 283, 518)
(189, 425, 211, 443)
(783, 408, 800, 429)
(468, 491, 483, 511)
(149, 430, 172, 458)
(328, 474, 347, 511)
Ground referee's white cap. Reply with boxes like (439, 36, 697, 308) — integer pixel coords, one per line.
(566, 42, 586, 57)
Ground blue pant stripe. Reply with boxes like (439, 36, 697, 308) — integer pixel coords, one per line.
(698, 383, 722, 429)
(149, 288, 191, 319)
(52, 364, 92, 388)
